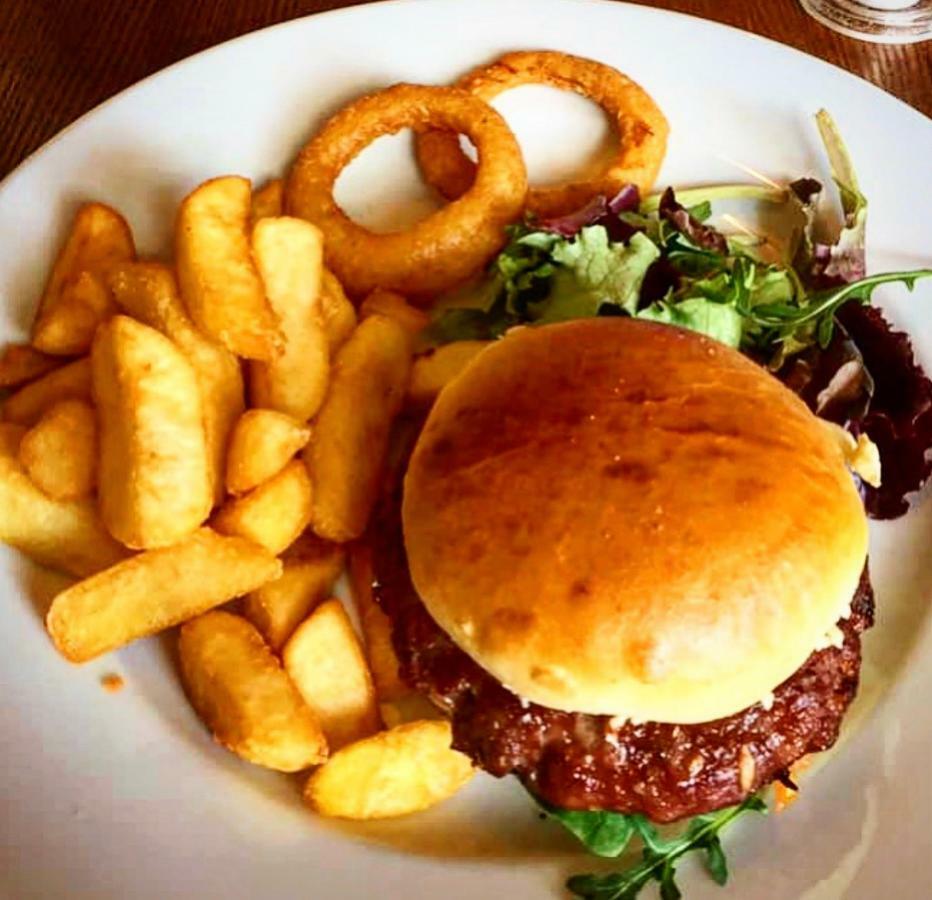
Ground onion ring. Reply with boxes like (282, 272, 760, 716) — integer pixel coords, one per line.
(414, 51, 669, 218)
(286, 84, 527, 299)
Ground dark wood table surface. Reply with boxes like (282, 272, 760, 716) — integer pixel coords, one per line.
(1, 0, 929, 181)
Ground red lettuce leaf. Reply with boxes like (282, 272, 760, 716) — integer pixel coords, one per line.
(837, 303, 932, 518)
(537, 185, 640, 240)
(658, 187, 728, 254)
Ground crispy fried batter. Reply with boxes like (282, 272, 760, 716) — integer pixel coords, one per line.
(416, 50, 668, 217)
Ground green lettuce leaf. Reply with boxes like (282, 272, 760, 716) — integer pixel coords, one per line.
(565, 796, 768, 900)
(637, 298, 744, 348)
(530, 228, 660, 322)
(541, 801, 637, 858)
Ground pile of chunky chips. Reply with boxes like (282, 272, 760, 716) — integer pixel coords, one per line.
(0, 49, 666, 821)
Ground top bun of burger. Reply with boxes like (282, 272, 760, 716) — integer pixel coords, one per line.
(402, 319, 868, 725)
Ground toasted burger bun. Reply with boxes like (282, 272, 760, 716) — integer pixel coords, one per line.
(402, 319, 868, 725)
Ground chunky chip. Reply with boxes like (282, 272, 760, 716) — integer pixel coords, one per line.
(250, 178, 284, 224)
(320, 268, 357, 352)
(379, 695, 444, 730)
(283, 598, 380, 750)
(0, 344, 60, 388)
(46, 528, 281, 662)
(242, 535, 344, 651)
(0, 423, 125, 577)
(2, 357, 92, 426)
(31, 202, 135, 355)
(304, 315, 411, 542)
(92, 316, 212, 549)
(359, 289, 429, 336)
(407, 341, 489, 407)
(226, 409, 311, 496)
(348, 543, 409, 702)
(248, 216, 330, 421)
(213, 459, 312, 555)
(107, 261, 244, 505)
(33, 272, 113, 358)
(178, 610, 327, 772)
(304, 720, 474, 820)
(18, 400, 97, 500)
(175, 176, 282, 360)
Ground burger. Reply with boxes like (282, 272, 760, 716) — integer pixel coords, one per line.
(369, 316, 872, 823)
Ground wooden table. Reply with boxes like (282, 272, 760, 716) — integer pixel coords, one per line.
(1, 0, 929, 180)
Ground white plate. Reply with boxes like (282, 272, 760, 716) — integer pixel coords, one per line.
(1, 1, 931, 897)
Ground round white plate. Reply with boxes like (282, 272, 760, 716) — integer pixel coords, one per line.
(1, 1, 930, 897)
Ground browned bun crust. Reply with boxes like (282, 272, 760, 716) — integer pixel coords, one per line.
(402, 319, 868, 724)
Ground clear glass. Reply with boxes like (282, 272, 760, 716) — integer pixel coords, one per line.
(800, 0, 932, 43)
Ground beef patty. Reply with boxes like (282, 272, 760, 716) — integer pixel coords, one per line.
(369, 425, 874, 823)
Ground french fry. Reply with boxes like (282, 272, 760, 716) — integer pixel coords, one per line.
(31, 202, 135, 356)
(248, 217, 330, 421)
(226, 409, 311, 495)
(348, 543, 409, 702)
(18, 400, 97, 500)
(242, 535, 344, 651)
(283, 598, 380, 750)
(304, 315, 411, 542)
(92, 316, 212, 549)
(33, 271, 114, 357)
(407, 341, 489, 407)
(379, 695, 444, 730)
(213, 460, 312, 555)
(178, 610, 327, 772)
(320, 268, 357, 352)
(0, 344, 60, 388)
(250, 178, 283, 224)
(304, 720, 474, 820)
(2, 357, 91, 425)
(0, 423, 125, 577)
(107, 261, 245, 505)
(46, 527, 281, 662)
(360, 289, 429, 336)
(175, 176, 281, 360)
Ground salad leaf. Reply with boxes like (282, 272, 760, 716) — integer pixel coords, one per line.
(419, 307, 504, 345)
(788, 176, 822, 273)
(639, 183, 786, 213)
(565, 796, 767, 900)
(744, 268, 932, 351)
(686, 200, 713, 223)
(541, 801, 637, 859)
(658, 187, 728, 254)
(813, 108, 867, 283)
(838, 303, 932, 518)
(778, 324, 874, 425)
(791, 110, 868, 287)
(537, 184, 641, 237)
(637, 298, 743, 348)
(532, 229, 659, 321)
(497, 228, 558, 312)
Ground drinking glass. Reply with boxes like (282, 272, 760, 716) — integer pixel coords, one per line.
(800, 0, 932, 42)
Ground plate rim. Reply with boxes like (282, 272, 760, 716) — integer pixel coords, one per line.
(2, 0, 930, 201)
(1, 3, 931, 899)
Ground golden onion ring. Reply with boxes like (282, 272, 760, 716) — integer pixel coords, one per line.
(286, 84, 527, 300)
(415, 51, 669, 218)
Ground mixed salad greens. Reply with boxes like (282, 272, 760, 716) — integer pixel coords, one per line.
(424, 111, 932, 522)
(423, 111, 932, 896)
(549, 797, 768, 900)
